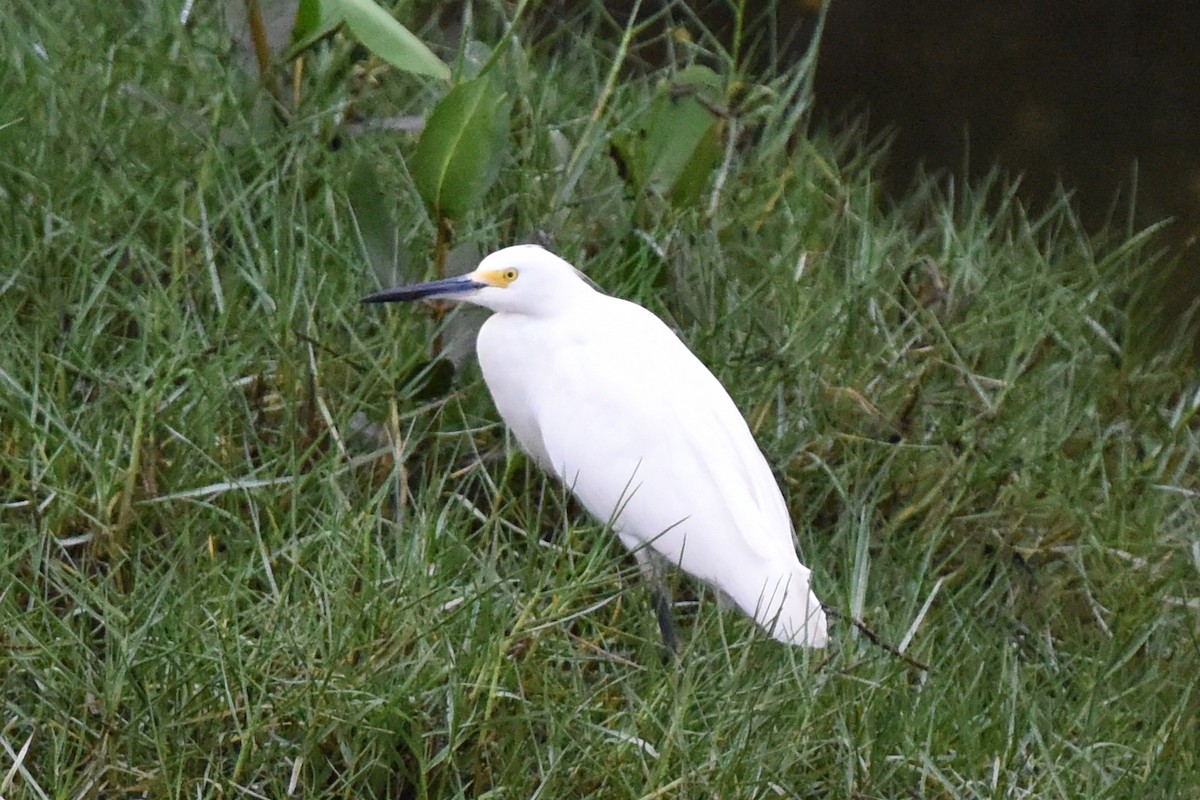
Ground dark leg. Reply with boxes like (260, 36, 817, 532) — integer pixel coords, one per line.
(635, 550, 679, 657)
(651, 584, 681, 657)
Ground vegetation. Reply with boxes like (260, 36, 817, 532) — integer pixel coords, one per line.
(1, 1, 1197, 797)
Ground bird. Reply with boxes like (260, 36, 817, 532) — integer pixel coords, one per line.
(364, 244, 828, 651)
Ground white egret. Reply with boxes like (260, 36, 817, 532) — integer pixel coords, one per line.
(365, 245, 828, 650)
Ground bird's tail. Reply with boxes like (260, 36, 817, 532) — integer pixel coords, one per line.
(746, 567, 829, 647)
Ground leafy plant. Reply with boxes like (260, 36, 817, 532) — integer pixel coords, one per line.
(612, 64, 726, 209)
(412, 75, 512, 272)
(289, 0, 450, 80)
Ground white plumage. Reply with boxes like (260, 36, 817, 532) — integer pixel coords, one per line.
(365, 245, 828, 648)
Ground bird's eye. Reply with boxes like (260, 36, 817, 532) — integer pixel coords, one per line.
(503, 268, 519, 282)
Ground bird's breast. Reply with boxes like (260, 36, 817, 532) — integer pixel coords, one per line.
(475, 314, 571, 471)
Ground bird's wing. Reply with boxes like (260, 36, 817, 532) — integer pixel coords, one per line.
(529, 299, 797, 577)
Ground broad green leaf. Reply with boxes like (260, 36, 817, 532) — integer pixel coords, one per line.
(286, 0, 342, 59)
(614, 65, 725, 208)
(411, 76, 511, 220)
(328, 0, 450, 81)
(292, 0, 324, 42)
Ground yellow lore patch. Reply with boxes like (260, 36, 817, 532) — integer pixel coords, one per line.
(478, 267, 519, 288)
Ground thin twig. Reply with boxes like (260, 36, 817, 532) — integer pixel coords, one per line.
(825, 605, 930, 672)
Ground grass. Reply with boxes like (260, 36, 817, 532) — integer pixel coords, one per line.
(2, 1, 1198, 798)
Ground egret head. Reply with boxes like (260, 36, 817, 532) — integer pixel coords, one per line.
(362, 245, 593, 316)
